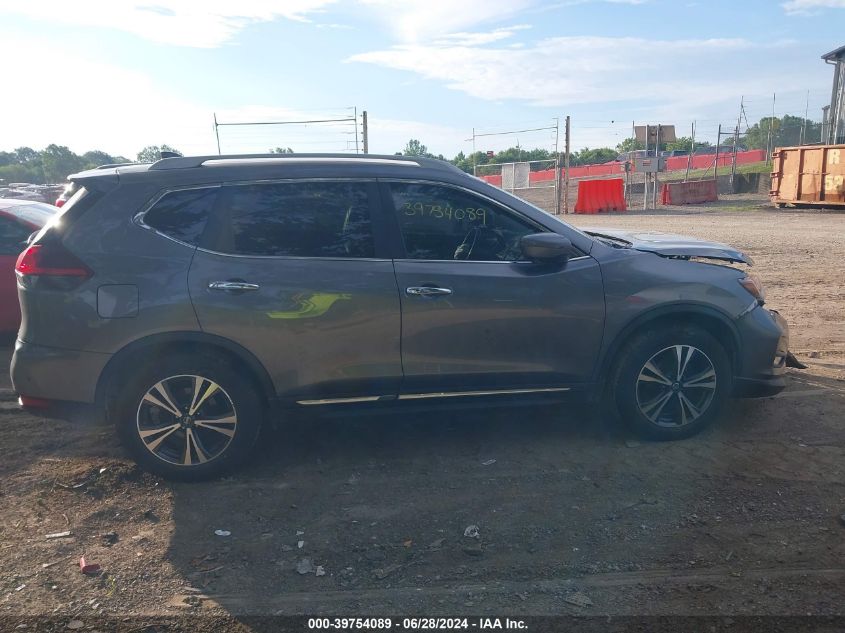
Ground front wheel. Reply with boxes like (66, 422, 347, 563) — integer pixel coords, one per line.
(112, 353, 263, 480)
(611, 326, 731, 440)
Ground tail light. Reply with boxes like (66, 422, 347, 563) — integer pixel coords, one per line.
(55, 198, 66, 208)
(15, 243, 92, 278)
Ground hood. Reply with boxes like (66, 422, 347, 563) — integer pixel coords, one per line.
(582, 227, 753, 265)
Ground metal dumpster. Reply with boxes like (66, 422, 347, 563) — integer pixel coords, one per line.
(770, 144, 845, 207)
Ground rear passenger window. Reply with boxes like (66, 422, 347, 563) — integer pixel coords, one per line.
(143, 187, 217, 245)
(206, 181, 374, 258)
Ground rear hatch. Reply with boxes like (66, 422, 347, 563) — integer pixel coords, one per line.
(15, 184, 104, 343)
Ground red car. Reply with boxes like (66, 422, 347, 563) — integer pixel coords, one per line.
(0, 199, 58, 332)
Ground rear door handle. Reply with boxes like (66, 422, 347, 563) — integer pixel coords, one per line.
(406, 286, 453, 297)
(208, 280, 260, 292)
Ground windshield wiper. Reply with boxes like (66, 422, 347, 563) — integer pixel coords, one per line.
(586, 232, 632, 248)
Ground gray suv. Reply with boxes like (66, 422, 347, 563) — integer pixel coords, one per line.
(11, 154, 789, 480)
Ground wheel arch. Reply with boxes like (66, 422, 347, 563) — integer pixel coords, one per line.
(95, 332, 276, 414)
(596, 303, 741, 385)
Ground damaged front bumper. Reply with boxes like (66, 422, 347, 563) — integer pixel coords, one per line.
(732, 308, 791, 398)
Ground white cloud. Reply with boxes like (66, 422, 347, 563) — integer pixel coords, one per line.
(783, 0, 845, 13)
(0, 31, 444, 159)
(0, 35, 228, 157)
(0, 0, 337, 47)
(357, 0, 535, 42)
(550, 0, 648, 5)
(349, 36, 757, 108)
(433, 26, 531, 47)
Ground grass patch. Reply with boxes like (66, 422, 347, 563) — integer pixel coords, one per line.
(662, 161, 770, 182)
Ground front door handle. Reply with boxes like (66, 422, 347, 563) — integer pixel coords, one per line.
(406, 286, 453, 297)
(208, 280, 260, 292)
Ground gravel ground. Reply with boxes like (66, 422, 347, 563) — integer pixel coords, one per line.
(0, 199, 843, 631)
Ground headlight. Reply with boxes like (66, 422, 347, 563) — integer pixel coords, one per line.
(739, 274, 766, 305)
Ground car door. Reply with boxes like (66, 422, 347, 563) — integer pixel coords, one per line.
(187, 179, 402, 402)
(0, 212, 36, 332)
(382, 180, 605, 396)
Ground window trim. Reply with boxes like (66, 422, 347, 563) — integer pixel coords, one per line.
(134, 178, 392, 261)
(380, 178, 584, 264)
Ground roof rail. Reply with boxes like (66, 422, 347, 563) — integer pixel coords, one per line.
(148, 153, 460, 172)
(95, 162, 139, 169)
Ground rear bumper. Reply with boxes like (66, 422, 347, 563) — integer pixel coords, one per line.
(10, 339, 110, 404)
(731, 308, 789, 398)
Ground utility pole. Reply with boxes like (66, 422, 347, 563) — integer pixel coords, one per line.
(213, 112, 221, 155)
(685, 121, 695, 182)
(471, 128, 477, 176)
(730, 97, 743, 190)
(563, 115, 571, 214)
(730, 124, 740, 190)
(642, 122, 649, 211)
(362, 110, 369, 154)
(554, 117, 561, 216)
(354, 107, 359, 154)
(800, 90, 809, 146)
(714, 124, 721, 182)
(766, 93, 776, 162)
(653, 124, 661, 209)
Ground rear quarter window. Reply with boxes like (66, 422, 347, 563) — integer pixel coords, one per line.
(142, 187, 218, 246)
(32, 185, 101, 244)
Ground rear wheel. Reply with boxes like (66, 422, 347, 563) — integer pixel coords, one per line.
(112, 353, 263, 480)
(611, 325, 731, 440)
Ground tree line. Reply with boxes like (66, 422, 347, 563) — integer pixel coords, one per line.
(0, 114, 823, 185)
(0, 144, 182, 185)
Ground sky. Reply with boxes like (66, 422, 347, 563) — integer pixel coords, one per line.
(0, 0, 843, 159)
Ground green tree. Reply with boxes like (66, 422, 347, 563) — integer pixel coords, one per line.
(665, 137, 711, 152)
(6, 147, 44, 182)
(136, 144, 182, 163)
(0, 163, 41, 184)
(14, 147, 39, 163)
(402, 139, 430, 157)
(41, 144, 85, 183)
(743, 115, 822, 150)
(574, 147, 617, 165)
(81, 150, 117, 168)
(616, 137, 644, 153)
(451, 150, 490, 173)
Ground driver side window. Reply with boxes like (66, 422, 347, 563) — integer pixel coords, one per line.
(388, 182, 540, 261)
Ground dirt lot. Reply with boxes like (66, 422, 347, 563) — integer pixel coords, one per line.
(1, 198, 844, 631)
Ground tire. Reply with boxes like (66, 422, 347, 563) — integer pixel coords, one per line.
(112, 353, 264, 480)
(610, 325, 731, 440)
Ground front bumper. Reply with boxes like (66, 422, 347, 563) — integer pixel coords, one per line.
(10, 339, 110, 404)
(731, 308, 789, 398)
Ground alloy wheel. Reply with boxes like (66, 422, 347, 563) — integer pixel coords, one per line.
(635, 345, 717, 427)
(136, 374, 238, 466)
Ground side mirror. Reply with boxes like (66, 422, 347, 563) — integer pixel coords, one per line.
(520, 233, 572, 264)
